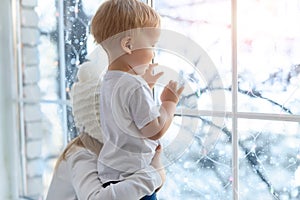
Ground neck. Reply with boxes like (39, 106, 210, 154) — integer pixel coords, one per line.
(108, 60, 137, 75)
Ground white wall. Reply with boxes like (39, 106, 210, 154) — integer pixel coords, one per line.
(0, 0, 19, 199)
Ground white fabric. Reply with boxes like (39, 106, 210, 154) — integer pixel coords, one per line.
(46, 146, 162, 200)
(71, 61, 104, 143)
(98, 71, 160, 183)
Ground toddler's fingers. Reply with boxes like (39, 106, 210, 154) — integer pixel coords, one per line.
(148, 63, 158, 72)
(154, 71, 164, 79)
(177, 85, 185, 96)
(149, 63, 159, 68)
(168, 80, 176, 88)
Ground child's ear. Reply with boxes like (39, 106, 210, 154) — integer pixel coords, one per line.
(121, 36, 132, 54)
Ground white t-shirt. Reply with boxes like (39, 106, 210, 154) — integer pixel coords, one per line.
(46, 146, 161, 200)
(98, 71, 160, 183)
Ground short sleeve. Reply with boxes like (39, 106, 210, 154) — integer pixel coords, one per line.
(129, 84, 160, 129)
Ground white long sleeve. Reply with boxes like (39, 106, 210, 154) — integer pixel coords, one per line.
(46, 147, 162, 200)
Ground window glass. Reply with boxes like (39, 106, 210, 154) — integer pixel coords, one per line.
(153, 1, 232, 197)
(155, 0, 232, 112)
(36, 0, 59, 101)
(41, 103, 65, 196)
(239, 119, 300, 199)
(237, 0, 300, 114)
(159, 116, 232, 199)
(37, 35, 59, 100)
(82, 0, 104, 52)
(36, 0, 64, 197)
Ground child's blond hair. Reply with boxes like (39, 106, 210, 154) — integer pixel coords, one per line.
(91, 0, 160, 44)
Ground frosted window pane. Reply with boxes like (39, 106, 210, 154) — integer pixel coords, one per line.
(155, 0, 232, 111)
(38, 35, 59, 100)
(158, 116, 232, 200)
(239, 119, 300, 199)
(36, 0, 57, 32)
(37, 0, 59, 101)
(82, 0, 104, 16)
(41, 103, 65, 197)
(154, 49, 229, 111)
(237, 0, 300, 114)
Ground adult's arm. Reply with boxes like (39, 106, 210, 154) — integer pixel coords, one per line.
(69, 148, 162, 200)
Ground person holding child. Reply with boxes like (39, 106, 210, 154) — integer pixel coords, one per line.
(91, 0, 184, 199)
(46, 61, 165, 200)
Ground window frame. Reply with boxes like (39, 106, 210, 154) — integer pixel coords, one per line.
(13, 0, 300, 199)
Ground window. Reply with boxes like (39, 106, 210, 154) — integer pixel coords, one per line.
(17, 0, 300, 199)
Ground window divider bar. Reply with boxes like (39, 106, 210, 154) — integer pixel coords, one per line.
(236, 112, 300, 122)
(58, 0, 68, 146)
(13, 0, 27, 195)
(147, 0, 154, 8)
(231, 0, 239, 199)
(178, 109, 300, 122)
(16, 98, 71, 106)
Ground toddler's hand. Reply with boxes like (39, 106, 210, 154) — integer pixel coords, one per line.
(142, 63, 164, 90)
(160, 80, 184, 104)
